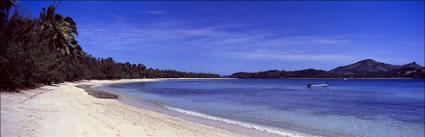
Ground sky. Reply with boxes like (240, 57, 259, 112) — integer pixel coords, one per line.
(20, 1, 424, 75)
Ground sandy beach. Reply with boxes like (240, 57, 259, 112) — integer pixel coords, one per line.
(1, 79, 249, 137)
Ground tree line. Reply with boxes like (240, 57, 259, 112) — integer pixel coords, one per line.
(229, 68, 425, 79)
(0, 2, 219, 91)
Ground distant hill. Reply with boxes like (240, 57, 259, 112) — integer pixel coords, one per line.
(393, 61, 425, 78)
(330, 59, 425, 78)
(230, 59, 425, 78)
(399, 61, 423, 70)
(329, 59, 399, 74)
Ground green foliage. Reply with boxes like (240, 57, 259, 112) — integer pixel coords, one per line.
(0, 4, 219, 91)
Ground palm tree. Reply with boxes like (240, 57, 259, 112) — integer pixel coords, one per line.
(0, 0, 18, 23)
(38, 5, 83, 60)
(1, 0, 19, 52)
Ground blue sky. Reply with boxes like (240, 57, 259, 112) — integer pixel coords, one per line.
(20, 1, 424, 75)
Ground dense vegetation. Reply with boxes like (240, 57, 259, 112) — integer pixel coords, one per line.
(230, 59, 425, 78)
(0, 2, 219, 91)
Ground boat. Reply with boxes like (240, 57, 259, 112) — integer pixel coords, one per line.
(344, 78, 348, 80)
(310, 84, 328, 87)
(307, 82, 329, 88)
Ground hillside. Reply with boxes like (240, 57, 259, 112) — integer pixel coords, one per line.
(329, 59, 399, 74)
(330, 59, 424, 78)
(230, 59, 425, 78)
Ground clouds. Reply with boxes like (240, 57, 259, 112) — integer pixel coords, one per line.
(214, 50, 356, 62)
(147, 10, 165, 15)
(77, 20, 356, 63)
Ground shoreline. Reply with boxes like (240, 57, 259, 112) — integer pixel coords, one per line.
(3, 78, 423, 137)
(0, 79, 249, 137)
(94, 80, 312, 137)
(234, 78, 417, 79)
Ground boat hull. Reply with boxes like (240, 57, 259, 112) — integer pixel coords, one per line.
(310, 84, 328, 87)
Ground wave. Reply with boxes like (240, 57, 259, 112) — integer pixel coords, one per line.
(164, 106, 318, 137)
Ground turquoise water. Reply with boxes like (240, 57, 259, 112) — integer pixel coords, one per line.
(103, 79, 424, 137)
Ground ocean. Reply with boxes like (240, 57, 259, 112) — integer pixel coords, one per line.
(97, 79, 425, 137)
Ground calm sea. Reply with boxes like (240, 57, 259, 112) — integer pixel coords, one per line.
(99, 79, 424, 137)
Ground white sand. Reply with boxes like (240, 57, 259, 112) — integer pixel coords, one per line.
(1, 79, 248, 137)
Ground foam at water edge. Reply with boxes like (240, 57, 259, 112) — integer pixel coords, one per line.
(164, 106, 320, 137)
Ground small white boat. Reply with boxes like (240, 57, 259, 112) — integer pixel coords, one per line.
(344, 78, 348, 80)
(307, 82, 329, 88)
(310, 84, 328, 87)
